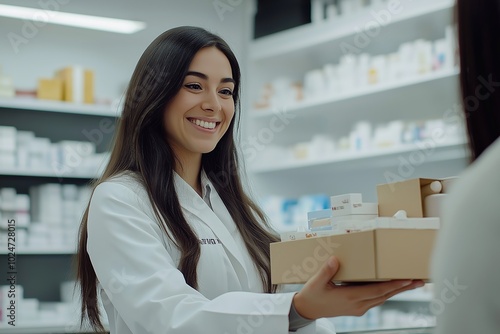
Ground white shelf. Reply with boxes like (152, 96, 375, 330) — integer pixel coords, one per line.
(337, 326, 434, 333)
(250, 68, 459, 119)
(250, 0, 454, 61)
(0, 167, 98, 179)
(0, 97, 119, 117)
(388, 291, 433, 302)
(0, 322, 106, 334)
(251, 140, 468, 174)
(0, 245, 75, 255)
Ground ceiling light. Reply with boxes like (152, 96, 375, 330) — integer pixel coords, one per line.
(0, 4, 146, 34)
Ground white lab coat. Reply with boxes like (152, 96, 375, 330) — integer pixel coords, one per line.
(87, 171, 336, 334)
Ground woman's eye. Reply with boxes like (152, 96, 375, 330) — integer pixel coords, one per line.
(219, 88, 233, 96)
(185, 83, 202, 90)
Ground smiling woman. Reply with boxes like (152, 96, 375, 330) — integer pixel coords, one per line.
(75, 26, 422, 334)
(163, 47, 236, 181)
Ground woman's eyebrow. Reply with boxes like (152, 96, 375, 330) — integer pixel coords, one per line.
(186, 71, 235, 85)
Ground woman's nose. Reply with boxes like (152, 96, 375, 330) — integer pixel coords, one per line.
(201, 91, 222, 112)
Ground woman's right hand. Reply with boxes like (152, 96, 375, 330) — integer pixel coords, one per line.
(292, 256, 425, 320)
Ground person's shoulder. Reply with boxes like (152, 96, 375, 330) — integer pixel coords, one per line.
(444, 138, 500, 218)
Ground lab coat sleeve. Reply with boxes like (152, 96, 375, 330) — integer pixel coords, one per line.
(87, 181, 297, 334)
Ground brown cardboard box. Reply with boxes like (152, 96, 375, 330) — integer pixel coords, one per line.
(377, 178, 443, 217)
(37, 78, 63, 100)
(270, 228, 437, 284)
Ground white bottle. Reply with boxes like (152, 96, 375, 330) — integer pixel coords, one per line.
(311, 0, 325, 24)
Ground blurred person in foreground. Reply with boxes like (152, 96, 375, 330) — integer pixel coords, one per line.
(431, 0, 500, 333)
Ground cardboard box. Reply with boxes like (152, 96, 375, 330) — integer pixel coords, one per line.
(377, 178, 444, 217)
(37, 78, 63, 100)
(270, 228, 437, 284)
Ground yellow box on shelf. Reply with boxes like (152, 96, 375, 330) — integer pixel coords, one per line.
(37, 78, 63, 101)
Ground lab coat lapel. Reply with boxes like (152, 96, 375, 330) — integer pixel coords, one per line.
(173, 173, 250, 284)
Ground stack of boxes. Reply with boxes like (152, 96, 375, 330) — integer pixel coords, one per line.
(271, 177, 450, 284)
(0, 66, 15, 98)
(0, 281, 93, 326)
(330, 193, 378, 233)
(37, 66, 94, 104)
(0, 126, 16, 169)
(0, 184, 91, 251)
(0, 125, 108, 177)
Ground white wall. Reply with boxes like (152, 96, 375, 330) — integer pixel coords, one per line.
(0, 0, 252, 102)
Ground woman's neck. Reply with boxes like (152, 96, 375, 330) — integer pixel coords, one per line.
(175, 154, 203, 196)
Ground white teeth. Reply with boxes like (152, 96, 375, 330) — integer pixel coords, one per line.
(190, 118, 216, 129)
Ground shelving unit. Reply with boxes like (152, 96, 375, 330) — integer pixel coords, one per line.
(0, 320, 108, 334)
(250, 0, 454, 61)
(0, 246, 76, 255)
(0, 97, 119, 117)
(245, 0, 467, 200)
(0, 167, 97, 179)
(251, 134, 467, 174)
(0, 98, 117, 332)
(0, 323, 85, 334)
(246, 1, 459, 332)
(249, 68, 459, 121)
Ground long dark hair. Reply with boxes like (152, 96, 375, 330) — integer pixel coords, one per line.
(76, 26, 279, 332)
(457, 0, 500, 161)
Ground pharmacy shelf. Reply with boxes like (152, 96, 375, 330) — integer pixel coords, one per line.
(0, 97, 119, 117)
(0, 322, 108, 334)
(0, 323, 433, 334)
(250, 0, 454, 61)
(0, 246, 76, 255)
(388, 288, 433, 302)
(250, 139, 468, 174)
(337, 326, 434, 334)
(250, 68, 459, 120)
(0, 167, 98, 179)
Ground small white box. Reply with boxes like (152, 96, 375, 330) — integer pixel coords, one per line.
(330, 193, 363, 208)
(331, 202, 378, 217)
(0, 126, 16, 152)
(0, 153, 15, 168)
(336, 217, 440, 234)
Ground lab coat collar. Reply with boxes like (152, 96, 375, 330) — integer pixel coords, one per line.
(173, 170, 250, 285)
